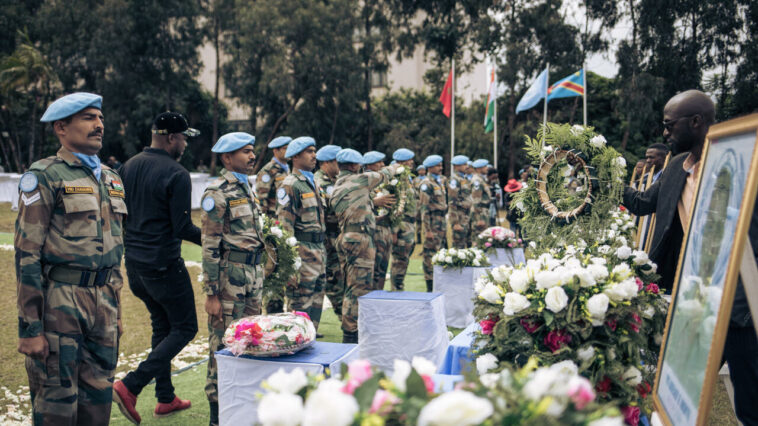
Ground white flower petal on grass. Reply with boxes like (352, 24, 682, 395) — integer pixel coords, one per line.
(259, 392, 303, 426)
(544, 287, 568, 313)
(417, 391, 493, 426)
(476, 353, 499, 375)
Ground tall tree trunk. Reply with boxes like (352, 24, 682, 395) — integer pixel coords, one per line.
(364, 8, 373, 151)
(210, 15, 220, 175)
(329, 95, 339, 145)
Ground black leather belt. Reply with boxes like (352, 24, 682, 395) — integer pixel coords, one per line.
(403, 216, 416, 224)
(228, 248, 264, 265)
(344, 224, 369, 233)
(326, 222, 340, 234)
(295, 231, 325, 244)
(48, 265, 113, 287)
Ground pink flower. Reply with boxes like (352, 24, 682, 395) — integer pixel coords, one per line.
(595, 376, 612, 393)
(342, 359, 373, 394)
(646, 283, 659, 294)
(294, 311, 311, 320)
(507, 243, 513, 248)
(369, 390, 398, 415)
(484, 242, 492, 248)
(635, 277, 644, 291)
(421, 374, 435, 394)
(568, 377, 596, 409)
(636, 382, 651, 398)
(520, 318, 540, 334)
(480, 318, 498, 335)
(622, 405, 640, 426)
(606, 319, 617, 331)
(543, 329, 572, 352)
(517, 239, 522, 243)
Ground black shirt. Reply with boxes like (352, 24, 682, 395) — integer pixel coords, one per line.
(120, 147, 201, 266)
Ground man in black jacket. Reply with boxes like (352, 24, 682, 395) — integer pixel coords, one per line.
(624, 90, 757, 425)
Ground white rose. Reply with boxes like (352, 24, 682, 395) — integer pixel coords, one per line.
(590, 257, 606, 265)
(479, 282, 504, 304)
(395, 166, 405, 174)
(516, 201, 526, 212)
(612, 263, 631, 279)
(550, 360, 579, 377)
(449, 248, 457, 256)
(576, 345, 596, 362)
(588, 417, 625, 426)
(586, 294, 609, 320)
(293, 257, 302, 270)
(473, 259, 481, 267)
(563, 257, 581, 269)
(590, 135, 607, 148)
(622, 366, 642, 386)
(631, 250, 649, 265)
(265, 368, 308, 394)
(479, 373, 499, 389)
(523, 368, 559, 400)
(503, 292, 531, 315)
(642, 305, 656, 319)
(491, 266, 512, 283)
(412, 356, 437, 376)
(391, 359, 411, 392)
(603, 283, 627, 302)
(417, 391, 493, 426)
(473, 276, 489, 294)
(615, 156, 627, 168)
(545, 287, 568, 313)
(597, 245, 611, 254)
(529, 240, 537, 249)
(271, 226, 284, 238)
(615, 245, 632, 260)
(458, 251, 467, 260)
(587, 264, 609, 281)
(259, 392, 303, 426)
(535, 270, 562, 290)
(302, 380, 359, 426)
(654, 333, 663, 345)
(476, 353, 499, 375)
(390, 178, 399, 186)
(575, 268, 597, 287)
(445, 256, 453, 264)
(509, 269, 530, 293)
(286, 236, 298, 247)
(570, 124, 585, 135)
(616, 236, 627, 246)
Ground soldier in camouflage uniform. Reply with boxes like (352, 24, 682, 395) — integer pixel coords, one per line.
(330, 149, 399, 343)
(390, 148, 417, 291)
(418, 155, 447, 292)
(15, 93, 125, 425)
(314, 145, 343, 321)
(414, 165, 426, 243)
(448, 155, 473, 249)
(363, 151, 396, 291)
(470, 159, 492, 240)
(201, 133, 265, 426)
(256, 136, 291, 314)
(277, 137, 326, 329)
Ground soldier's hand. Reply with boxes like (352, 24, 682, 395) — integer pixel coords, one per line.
(205, 295, 223, 319)
(425, 231, 433, 240)
(374, 194, 396, 208)
(117, 319, 124, 338)
(392, 233, 398, 244)
(453, 224, 463, 232)
(18, 335, 49, 359)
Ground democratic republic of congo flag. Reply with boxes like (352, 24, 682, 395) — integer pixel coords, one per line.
(546, 69, 584, 101)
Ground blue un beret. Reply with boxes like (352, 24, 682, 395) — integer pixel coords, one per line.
(285, 136, 316, 159)
(472, 159, 489, 169)
(336, 148, 363, 164)
(40, 92, 102, 123)
(212, 132, 255, 153)
(416, 165, 426, 171)
(451, 155, 469, 166)
(423, 155, 443, 168)
(362, 151, 386, 165)
(268, 136, 292, 149)
(392, 148, 415, 162)
(316, 145, 341, 162)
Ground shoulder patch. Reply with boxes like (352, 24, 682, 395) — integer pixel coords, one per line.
(202, 197, 215, 212)
(449, 179, 458, 189)
(473, 180, 481, 189)
(420, 183, 428, 191)
(261, 174, 271, 183)
(277, 188, 287, 199)
(19, 172, 38, 193)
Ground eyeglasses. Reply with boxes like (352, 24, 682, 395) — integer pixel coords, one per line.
(662, 114, 697, 131)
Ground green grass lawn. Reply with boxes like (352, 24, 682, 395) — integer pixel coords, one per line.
(0, 203, 739, 425)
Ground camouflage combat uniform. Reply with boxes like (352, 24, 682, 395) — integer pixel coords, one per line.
(201, 169, 265, 406)
(390, 176, 417, 290)
(314, 169, 343, 320)
(15, 147, 126, 425)
(470, 173, 491, 240)
(419, 174, 447, 290)
(413, 176, 424, 243)
(277, 169, 326, 329)
(372, 187, 392, 291)
(255, 158, 288, 312)
(448, 172, 473, 248)
(331, 166, 394, 338)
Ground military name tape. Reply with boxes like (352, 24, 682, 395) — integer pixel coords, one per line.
(229, 198, 248, 207)
(64, 186, 94, 194)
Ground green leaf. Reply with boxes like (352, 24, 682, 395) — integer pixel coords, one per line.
(405, 369, 428, 400)
(543, 310, 555, 327)
(352, 376, 381, 411)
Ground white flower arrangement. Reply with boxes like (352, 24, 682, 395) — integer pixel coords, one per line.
(432, 247, 491, 269)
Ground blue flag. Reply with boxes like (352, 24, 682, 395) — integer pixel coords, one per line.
(516, 68, 548, 114)
(547, 69, 585, 101)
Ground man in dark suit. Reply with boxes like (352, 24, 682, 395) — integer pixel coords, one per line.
(624, 89, 757, 425)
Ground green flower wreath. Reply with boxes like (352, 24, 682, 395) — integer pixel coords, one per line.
(511, 123, 627, 251)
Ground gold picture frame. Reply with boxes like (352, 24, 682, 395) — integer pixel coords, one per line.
(652, 113, 758, 425)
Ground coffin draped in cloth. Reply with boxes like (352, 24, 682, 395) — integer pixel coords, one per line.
(486, 247, 526, 268)
(432, 265, 488, 328)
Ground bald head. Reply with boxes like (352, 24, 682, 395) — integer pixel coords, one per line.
(663, 90, 715, 158)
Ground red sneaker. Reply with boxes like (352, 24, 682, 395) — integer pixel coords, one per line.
(154, 396, 192, 418)
(112, 380, 141, 424)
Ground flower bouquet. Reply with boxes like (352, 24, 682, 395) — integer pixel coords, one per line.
(377, 165, 414, 228)
(223, 312, 315, 357)
(432, 247, 490, 269)
(474, 226, 526, 268)
(260, 214, 302, 306)
(433, 248, 491, 328)
(473, 244, 667, 424)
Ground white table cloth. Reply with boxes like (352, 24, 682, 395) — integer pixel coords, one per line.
(358, 290, 449, 373)
(216, 341, 358, 425)
(432, 266, 487, 328)
(486, 247, 526, 268)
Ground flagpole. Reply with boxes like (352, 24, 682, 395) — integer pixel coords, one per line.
(583, 64, 588, 126)
(451, 58, 455, 176)
(493, 62, 498, 171)
(542, 62, 549, 138)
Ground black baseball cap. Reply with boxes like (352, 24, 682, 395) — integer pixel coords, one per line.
(151, 112, 200, 137)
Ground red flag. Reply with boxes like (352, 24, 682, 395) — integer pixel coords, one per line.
(439, 68, 453, 118)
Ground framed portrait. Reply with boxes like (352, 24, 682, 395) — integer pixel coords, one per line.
(653, 113, 758, 425)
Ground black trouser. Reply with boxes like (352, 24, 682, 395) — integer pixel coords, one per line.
(722, 324, 758, 426)
(122, 257, 198, 403)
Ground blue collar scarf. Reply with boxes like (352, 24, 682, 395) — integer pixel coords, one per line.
(430, 173, 441, 184)
(232, 172, 250, 193)
(73, 153, 102, 181)
(299, 169, 315, 189)
(274, 157, 290, 173)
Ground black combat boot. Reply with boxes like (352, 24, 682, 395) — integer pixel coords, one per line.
(342, 330, 359, 344)
(209, 401, 219, 426)
(426, 280, 434, 292)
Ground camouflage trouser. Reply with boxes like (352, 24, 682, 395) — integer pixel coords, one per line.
(450, 210, 470, 249)
(206, 262, 263, 404)
(337, 230, 375, 333)
(422, 211, 446, 282)
(390, 220, 416, 290)
(471, 207, 489, 244)
(287, 241, 326, 330)
(324, 232, 344, 320)
(26, 281, 119, 425)
(372, 223, 392, 291)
